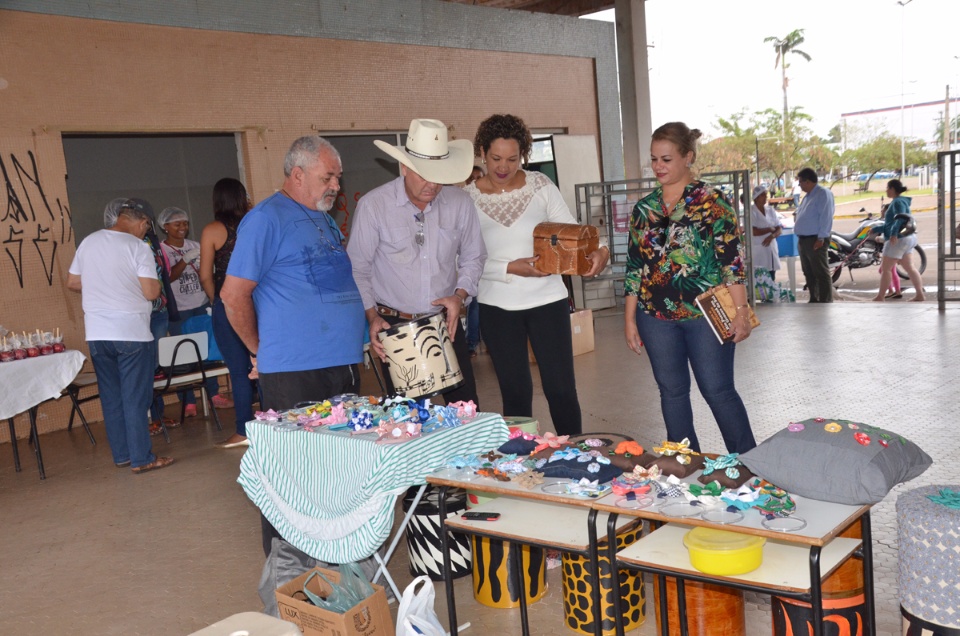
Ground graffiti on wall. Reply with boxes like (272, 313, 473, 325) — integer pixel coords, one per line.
(1, 150, 71, 288)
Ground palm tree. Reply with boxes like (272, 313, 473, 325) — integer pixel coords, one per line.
(763, 30, 812, 141)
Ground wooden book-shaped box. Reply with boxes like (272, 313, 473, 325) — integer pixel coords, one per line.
(532, 222, 600, 276)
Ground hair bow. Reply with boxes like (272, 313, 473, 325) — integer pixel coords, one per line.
(509, 429, 536, 441)
(318, 403, 348, 426)
(632, 464, 661, 480)
(652, 437, 698, 456)
(375, 420, 421, 444)
(255, 409, 282, 422)
(611, 475, 653, 496)
(448, 400, 477, 419)
(533, 432, 569, 453)
(701, 452, 741, 480)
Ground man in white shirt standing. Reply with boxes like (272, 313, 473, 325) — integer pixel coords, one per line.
(67, 199, 175, 474)
(348, 119, 486, 405)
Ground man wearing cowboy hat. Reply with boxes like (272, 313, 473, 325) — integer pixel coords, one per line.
(347, 118, 486, 405)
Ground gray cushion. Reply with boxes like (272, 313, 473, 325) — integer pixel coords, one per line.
(739, 417, 932, 505)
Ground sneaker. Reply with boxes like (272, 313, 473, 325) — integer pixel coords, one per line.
(184, 404, 197, 418)
(211, 394, 234, 409)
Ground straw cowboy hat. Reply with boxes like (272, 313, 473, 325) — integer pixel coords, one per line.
(374, 119, 474, 185)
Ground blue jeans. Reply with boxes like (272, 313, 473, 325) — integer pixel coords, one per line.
(89, 340, 157, 468)
(167, 304, 220, 406)
(149, 310, 168, 422)
(634, 311, 756, 454)
(466, 300, 481, 352)
(213, 298, 254, 436)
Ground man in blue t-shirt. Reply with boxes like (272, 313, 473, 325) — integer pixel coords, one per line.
(222, 136, 365, 411)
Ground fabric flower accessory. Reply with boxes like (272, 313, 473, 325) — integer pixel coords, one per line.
(633, 464, 662, 480)
(255, 409, 282, 422)
(927, 488, 960, 510)
(349, 409, 379, 432)
(445, 454, 481, 470)
(701, 452, 742, 480)
(611, 475, 653, 496)
(318, 403, 348, 426)
(567, 478, 608, 497)
(721, 483, 770, 511)
(448, 400, 478, 419)
(513, 469, 544, 490)
(509, 429, 536, 441)
(375, 420, 421, 444)
(613, 441, 645, 457)
(652, 437, 698, 457)
(533, 432, 570, 453)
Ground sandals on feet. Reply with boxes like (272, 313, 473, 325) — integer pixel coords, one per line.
(149, 418, 179, 436)
(131, 456, 175, 474)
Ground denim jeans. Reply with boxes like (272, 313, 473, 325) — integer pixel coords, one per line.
(89, 340, 157, 468)
(466, 300, 480, 352)
(634, 311, 756, 454)
(212, 298, 254, 436)
(149, 310, 168, 421)
(167, 304, 220, 406)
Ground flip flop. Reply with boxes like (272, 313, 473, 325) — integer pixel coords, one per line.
(131, 456, 175, 474)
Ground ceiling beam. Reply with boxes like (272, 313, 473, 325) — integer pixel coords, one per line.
(439, 0, 613, 16)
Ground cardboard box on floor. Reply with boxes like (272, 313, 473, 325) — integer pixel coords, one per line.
(529, 309, 595, 363)
(275, 567, 393, 636)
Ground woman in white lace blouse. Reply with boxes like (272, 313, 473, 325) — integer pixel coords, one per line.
(464, 114, 608, 436)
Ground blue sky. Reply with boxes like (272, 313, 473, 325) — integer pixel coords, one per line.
(584, 0, 958, 141)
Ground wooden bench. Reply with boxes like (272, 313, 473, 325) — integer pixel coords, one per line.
(768, 196, 795, 209)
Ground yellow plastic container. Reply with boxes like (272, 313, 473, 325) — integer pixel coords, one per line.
(682, 527, 765, 576)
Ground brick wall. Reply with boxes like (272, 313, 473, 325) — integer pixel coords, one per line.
(0, 4, 619, 439)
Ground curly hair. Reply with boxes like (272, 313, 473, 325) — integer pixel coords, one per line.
(473, 114, 534, 163)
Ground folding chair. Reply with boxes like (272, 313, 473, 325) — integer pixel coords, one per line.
(63, 371, 98, 445)
(152, 333, 228, 442)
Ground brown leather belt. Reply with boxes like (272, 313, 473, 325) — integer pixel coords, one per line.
(375, 304, 435, 321)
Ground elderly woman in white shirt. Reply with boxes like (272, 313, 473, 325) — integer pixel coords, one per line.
(750, 185, 783, 280)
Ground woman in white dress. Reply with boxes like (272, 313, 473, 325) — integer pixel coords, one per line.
(750, 185, 782, 278)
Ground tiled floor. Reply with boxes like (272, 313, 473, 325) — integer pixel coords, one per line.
(2, 301, 956, 635)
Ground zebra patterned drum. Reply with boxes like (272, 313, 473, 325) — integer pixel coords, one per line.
(378, 313, 463, 400)
(401, 487, 471, 581)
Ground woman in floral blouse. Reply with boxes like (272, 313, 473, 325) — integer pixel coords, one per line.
(623, 122, 756, 454)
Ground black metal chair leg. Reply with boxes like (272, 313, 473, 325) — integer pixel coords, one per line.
(28, 407, 45, 480)
(67, 389, 96, 445)
(8, 418, 21, 472)
(208, 392, 223, 431)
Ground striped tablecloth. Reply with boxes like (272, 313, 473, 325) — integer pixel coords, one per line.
(238, 412, 509, 563)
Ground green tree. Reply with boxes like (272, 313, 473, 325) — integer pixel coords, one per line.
(841, 133, 934, 188)
(763, 29, 812, 142)
(705, 107, 833, 190)
(826, 124, 842, 144)
(935, 115, 960, 146)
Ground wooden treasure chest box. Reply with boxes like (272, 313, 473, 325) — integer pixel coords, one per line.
(532, 222, 600, 276)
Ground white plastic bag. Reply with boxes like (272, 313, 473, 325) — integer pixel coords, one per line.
(396, 576, 445, 636)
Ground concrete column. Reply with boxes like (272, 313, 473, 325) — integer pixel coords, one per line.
(615, 0, 653, 180)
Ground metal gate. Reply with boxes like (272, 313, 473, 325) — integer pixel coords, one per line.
(574, 170, 755, 308)
(937, 150, 960, 310)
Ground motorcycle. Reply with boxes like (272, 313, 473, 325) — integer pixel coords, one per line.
(828, 208, 926, 283)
